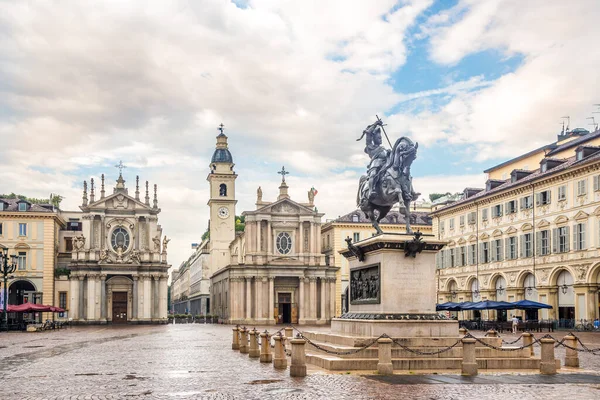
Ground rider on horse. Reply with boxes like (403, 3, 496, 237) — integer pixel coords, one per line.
(357, 120, 389, 202)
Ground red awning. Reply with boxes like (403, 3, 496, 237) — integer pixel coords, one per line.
(7, 303, 55, 312)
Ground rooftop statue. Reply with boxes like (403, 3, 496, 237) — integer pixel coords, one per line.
(356, 117, 419, 234)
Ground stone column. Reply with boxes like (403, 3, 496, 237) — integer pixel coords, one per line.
(159, 277, 168, 319)
(87, 275, 96, 321)
(309, 277, 317, 320)
(78, 276, 85, 320)
(268, 277, 275, 324)
(522, 332, 534, 356)
(329, 278, 336, 319)
(232, 326, 240, 350)
(260, 331, 273, 363)
(273, 334, 287, 369)
(461, 338, 478, 376)
(299, 277, 305, 323)
(143, 275, 152, 319)
(258, 278, 266, 320)
(298, 222, 304, 256)
(138, 276, 145, 320)
(267, 221, 272, 255)
(132, 276, 139, 320)
(248, 329, 260, 358)
(377, 338, 393, 375)
(100, 275, 107, 320)
(70, 277, 79, 320)
(246, 277, 252, 320)
(319, 277, 326, 322)
(290, 338, 307, 377)
(540, 338, 557, 374)
(240, 327, 249, 354)
(309, 223, 315, 254)
(152, 275, 159, 319)
(257, 220, 262, 252)
(564, 335, 579, 367)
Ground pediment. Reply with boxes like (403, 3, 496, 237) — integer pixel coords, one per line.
(480, 232, 490, 240)
(252, 198, 315, 216)
(457, 237, 467, 245)
(521, 223, 533, 231)
(492, 229, 503, 237)
(574, 210, 589, 221)
(593, 206, 600, 216)
(86, 191, 152, 211)
(536, 219, 550, 228)
(505, 226, 517, 235)
(468, 234, 477, 243)
(447, 240, 456, 247)
(553, 215, 569, 225)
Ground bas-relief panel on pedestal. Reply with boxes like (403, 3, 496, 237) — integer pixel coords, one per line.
(350, 263, 380, 305)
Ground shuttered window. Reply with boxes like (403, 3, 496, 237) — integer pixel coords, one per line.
(460, 246, 467, 266)
(492, 204, 503, 218)
(480, 242, 490, 263)
(552, 226, 569, 253)
(536, 190, 551, 205)
(492, 239, 502, 262)
(459, 216, 465, 227)
(449, 218, 455, 230)
(520, 196, 533, 210)
(577, 179, 587, 196)
(537, 230, 550, 256)
(468, 244, 476, 265)
(594, 175, 600, 191)
(573, 223, 586, 251)
(520, 233, 532, 257)
(557, 185, 567, 201)
(482, 208, 489, 221)
(505, 200, 517, 214)
(506, 236, 518, 260)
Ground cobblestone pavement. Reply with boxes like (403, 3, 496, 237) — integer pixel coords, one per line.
(1, 325, 600, 400)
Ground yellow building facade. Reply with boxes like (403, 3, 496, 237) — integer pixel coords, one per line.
(0, 198, 65, 322)
(321, 209, 433, 315)
(431, 129, 600, 324)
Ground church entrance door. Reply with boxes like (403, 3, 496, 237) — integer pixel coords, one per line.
(278, 293, 292, 324)
(112, 292, 128, 324)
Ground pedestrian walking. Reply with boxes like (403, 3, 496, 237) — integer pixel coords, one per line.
(512, 315, 519, 334)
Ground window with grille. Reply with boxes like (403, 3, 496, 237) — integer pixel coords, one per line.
(59, 292, 67, 309)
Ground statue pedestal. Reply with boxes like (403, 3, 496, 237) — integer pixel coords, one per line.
(332, 233, 457, 337)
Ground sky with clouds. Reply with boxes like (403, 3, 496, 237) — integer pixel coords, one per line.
(1, 0, 599, 268)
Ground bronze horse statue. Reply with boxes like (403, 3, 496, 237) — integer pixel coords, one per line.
(357, 135, 419, 235)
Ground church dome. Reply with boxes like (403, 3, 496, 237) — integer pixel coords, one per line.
(211, 148, 233, 163)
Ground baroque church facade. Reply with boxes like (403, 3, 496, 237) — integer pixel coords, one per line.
(61, 172, 170, 324)
(208, 132, 338, 325)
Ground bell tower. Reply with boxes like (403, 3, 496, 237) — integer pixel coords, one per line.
(207, 124, 237, 274)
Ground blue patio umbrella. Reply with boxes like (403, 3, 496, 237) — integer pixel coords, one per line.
(511, 299, 553, 310)
(462, 300, 514, 310)
(436, 302, 461, 311)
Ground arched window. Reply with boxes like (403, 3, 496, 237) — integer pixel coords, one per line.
(219, 184, 227, 197)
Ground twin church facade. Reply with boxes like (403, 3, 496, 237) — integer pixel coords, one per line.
(206, 132, 338, 325)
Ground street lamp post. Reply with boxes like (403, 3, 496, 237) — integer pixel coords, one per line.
(1, 247, 17, 332)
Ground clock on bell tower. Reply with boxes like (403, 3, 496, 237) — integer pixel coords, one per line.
(207, 124, 237, 273)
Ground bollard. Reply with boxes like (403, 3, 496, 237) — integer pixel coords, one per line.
(290, 337, 307, 377)
(486, 329, 497, 338)
(273, 334, 287, 369)
(563, 335, 579, 368)
(377, 338, 393, 375)
(232, 326, 240, 350)
(239, 327, 249, 354)
(260, 331, 273, 363)
(522, 332, 534, 356)
(249, 328, 260, 358)
(285, 327, 294, 338)
(458, 327, 468, 336)
(539, 338, 557, 374)
(461, 338, 478, 376)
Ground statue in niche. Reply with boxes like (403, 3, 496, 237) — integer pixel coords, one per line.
(116, 245, 124, 263)
(162, 236, 170, 253)
(257, 186, 262, 202)
(152, 235, 161, 252)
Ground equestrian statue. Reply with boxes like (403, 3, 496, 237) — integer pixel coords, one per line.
(356, 116, 419, 235)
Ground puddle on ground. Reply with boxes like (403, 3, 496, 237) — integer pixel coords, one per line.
(247, 379, 283, 385)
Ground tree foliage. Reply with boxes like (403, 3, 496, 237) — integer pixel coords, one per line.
(201, 215, 245, 241)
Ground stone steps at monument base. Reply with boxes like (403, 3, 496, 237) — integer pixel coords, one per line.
(305, 340, 531, 359)
(301, 331, 502, 348)
(306, 353, 547, 371)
